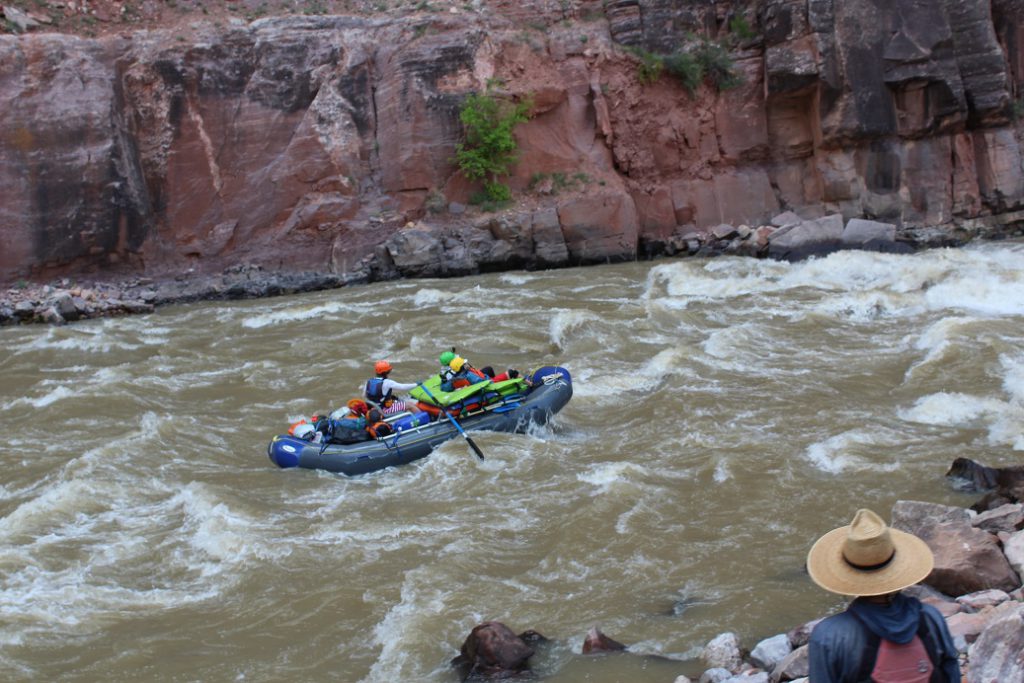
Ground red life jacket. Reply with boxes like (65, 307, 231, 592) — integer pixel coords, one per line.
(871, 635, 933, 683)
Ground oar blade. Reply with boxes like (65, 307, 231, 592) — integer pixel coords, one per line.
(466, 435, 485, 461)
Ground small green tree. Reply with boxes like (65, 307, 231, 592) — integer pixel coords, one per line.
(455, 90, 531, 203)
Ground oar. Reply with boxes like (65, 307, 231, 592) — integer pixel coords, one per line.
(418, 382, 485, 461)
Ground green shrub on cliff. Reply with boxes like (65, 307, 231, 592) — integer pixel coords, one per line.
(692, 39, 742, 91)
(664, 51, 704, 94)
(455, 90, 531, 203)
(630, 39, 742, 94)
(728, 15, 755, 43)
(636, 50, 664, 85)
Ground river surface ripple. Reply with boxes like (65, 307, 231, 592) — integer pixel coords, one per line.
(2, 243, 1023, 682)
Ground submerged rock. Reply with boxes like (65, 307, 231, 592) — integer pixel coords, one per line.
(947, 457, 1024, 501)
(451, 621, 538, 680)
(581, 626, 627, 654)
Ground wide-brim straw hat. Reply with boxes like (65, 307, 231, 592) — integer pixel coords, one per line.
(807, 509, 934, 597)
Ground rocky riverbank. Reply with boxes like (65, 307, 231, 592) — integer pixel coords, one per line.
(0, 265, 361, 326)
(4, 209, 1015, 327)
(451, 458, 1024, 682)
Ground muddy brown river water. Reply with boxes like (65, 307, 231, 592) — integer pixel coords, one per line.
(2, 243, 1023, 681)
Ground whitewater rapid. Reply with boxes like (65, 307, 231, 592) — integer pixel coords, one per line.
(1, 242, 1021, 681)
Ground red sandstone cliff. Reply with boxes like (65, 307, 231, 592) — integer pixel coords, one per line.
(1, 0, 1022, 285)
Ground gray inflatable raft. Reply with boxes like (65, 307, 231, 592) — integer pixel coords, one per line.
(267, 366, 572, 475)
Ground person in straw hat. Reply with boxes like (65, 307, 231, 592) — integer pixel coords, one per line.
(806, 509, 960, 683)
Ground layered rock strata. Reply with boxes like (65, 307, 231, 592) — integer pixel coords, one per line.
(1, 0, 1022, 290)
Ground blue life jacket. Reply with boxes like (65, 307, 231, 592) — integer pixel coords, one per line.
(365, 377, 393, 405)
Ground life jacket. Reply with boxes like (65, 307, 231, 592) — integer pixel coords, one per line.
(288, 419, 316, 440)
(365, 377, 393, 407)
(441, 369, 487, 393)
(871, 636, 933, 683)
(366, 420, 393, 438)
(364, 407, 394, 438)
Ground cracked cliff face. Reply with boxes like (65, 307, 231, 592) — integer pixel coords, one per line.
(0, 0, 1022, 284)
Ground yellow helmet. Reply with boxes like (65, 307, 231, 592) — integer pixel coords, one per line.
(449, 356, 466, 372)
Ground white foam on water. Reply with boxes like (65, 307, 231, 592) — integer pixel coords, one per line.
(576, 461, 647, 494)
(695, 327, 816, 377)
(312, 519, 461, 551)
(0, 558, 222, 646)
(1002, 354, 1024, 405)
(0, 476, 247, 645)
(913, 245, 1024, 316)
(804, 429, 893, 474)
(811, 290, 919, 322)
(548, 310, 599, 350)
(241, 300, 365, 329)
(0, 385, 76, 411)
(137, 324, 175, 341)
(924, 274, 1024, 317)
(412, 287, 446, 306)
(0, 479, 99, 542)
(24, 325, 143, 354)
(644, 259, 792, 301)
(614, 499, 646, 535)
(171, 483, 281, 566)
(568, 369, 660, 398)
(713, 459, 730, 483)
(988, 411, 1024, 451)
(640, 347, 688, 378)
(498, 273, 534, 286)
(781, 250, 926, 292)
(916, 316, 976, 355)
(900, 316, 976, 381)
(702, 325, 752, 360)
(898, 392, 1006, 427)
(363, 574, 448, 683)
(990, 355, 1024, 449)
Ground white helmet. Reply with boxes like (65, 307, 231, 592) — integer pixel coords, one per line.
(293, 423, 316, 440)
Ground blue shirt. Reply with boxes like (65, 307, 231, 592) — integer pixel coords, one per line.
(808, 595, 960, 683)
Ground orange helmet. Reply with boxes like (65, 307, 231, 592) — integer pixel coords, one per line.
(347, 399, 369, 416)
(374, 360, 393, 375)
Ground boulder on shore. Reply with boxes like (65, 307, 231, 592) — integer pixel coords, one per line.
(966, 602, 1024, 682)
